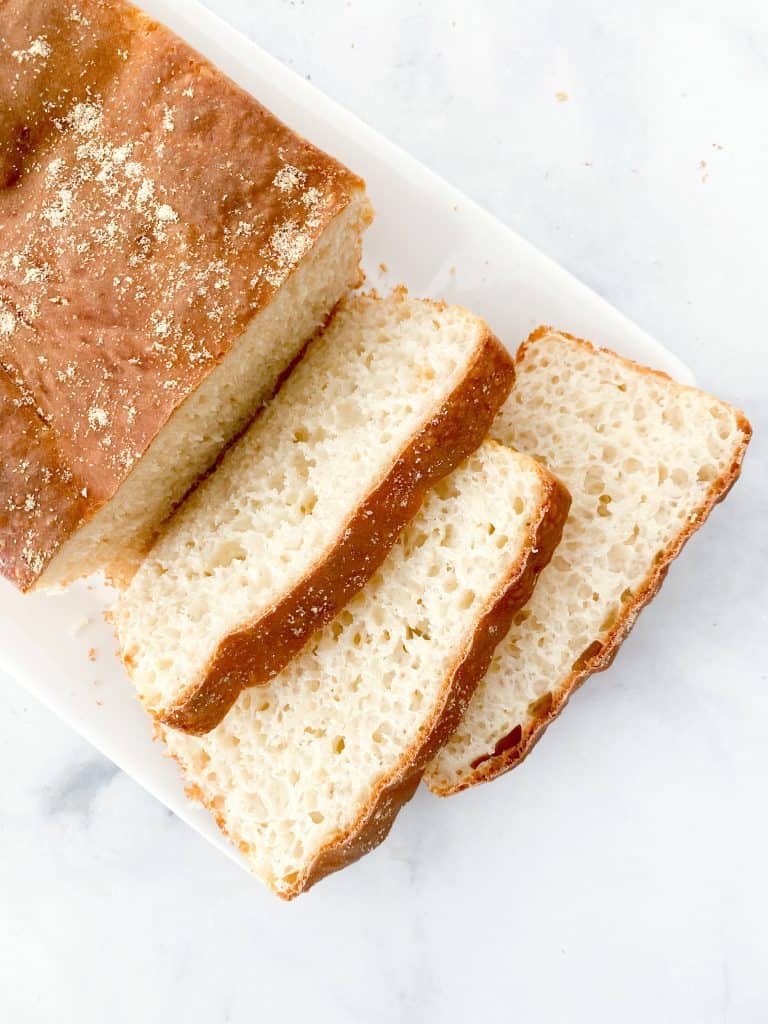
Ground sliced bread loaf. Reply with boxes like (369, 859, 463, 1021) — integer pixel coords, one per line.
(162, 441, 570, 898)
(426, 328, 751, 796)
(116, 292, 516, 734)
(0, 0, 371, 592)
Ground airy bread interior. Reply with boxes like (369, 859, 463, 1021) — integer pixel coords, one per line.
(163, 442, 555, 897)
(426, 330, 751, 795)
(36, 194, 371, 590)
(117, 292, 504, 726)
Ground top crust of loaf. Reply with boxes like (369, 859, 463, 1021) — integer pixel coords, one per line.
(426, 327, 752, 795)
(119, 293, 516, 734)
(0, 0, 367, 591)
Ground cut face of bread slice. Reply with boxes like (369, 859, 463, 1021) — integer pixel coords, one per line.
(0, 0, 371, 592)
(163, 442, 570, 898)
(425, 328, 751, 796)
(116, 293, 516, 734)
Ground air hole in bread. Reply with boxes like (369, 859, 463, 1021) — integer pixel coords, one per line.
(600, 606, 619, 632)
(671, 468, 688, 487)
(528, 691, 553, 719)
(572, 640, 604, 671)
(469, 724, 523, 770)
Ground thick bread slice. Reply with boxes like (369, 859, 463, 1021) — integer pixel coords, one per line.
(426, 328, 752, 796)
(162, 441, 570, 898)
(117, 292, 516, 734)
(0, 0, 371, 591)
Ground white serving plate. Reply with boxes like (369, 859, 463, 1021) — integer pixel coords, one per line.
(0, 0, 694, 875)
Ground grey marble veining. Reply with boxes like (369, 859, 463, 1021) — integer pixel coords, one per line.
(1, 1, 767, 1021)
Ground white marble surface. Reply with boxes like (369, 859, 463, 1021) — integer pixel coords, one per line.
(2, 1, 767, 1020)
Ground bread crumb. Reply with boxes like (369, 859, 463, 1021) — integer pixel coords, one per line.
(555, 90, 569, 102)
(12, 36, 52, 63)
(379, 262, 388, 274)
(273, 165, 307, 193)
(88, 407, 109, 431)
(88, 647, 97, 661)
(0, 309, 16, 336)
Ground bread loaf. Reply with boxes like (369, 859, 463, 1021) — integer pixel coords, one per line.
(0, 0, 371, 591)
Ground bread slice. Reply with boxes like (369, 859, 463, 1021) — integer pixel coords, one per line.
(116, 292, 516, 734)
(0, 0, 371, 591)
(162, 441, 570, 898)
(426, 328, 752, 796)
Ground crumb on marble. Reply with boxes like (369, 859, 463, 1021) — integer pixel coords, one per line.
(555, 90, 569, 103)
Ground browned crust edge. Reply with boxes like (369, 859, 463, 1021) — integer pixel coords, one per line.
(159, 326, 517, 735)
(430, 326, 753, 796)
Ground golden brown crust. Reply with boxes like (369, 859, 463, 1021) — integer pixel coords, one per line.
(286, 460, 571, 898)
(0, 0, 364, 590)
(161, 328, 518, 734)
(433, 327, 753, 794)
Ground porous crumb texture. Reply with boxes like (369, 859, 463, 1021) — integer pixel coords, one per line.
(426, 330, 751, 795)
(117, 293, 513, 731)
(0, 0, 369, 590)
(164, 442, 553, 898)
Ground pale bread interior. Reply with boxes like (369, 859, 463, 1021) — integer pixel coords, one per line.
(426, 331, 750, 795)
(116, 292, 494, 721)
(163, 442, 552, 897)
(37, 194, 371, 590)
